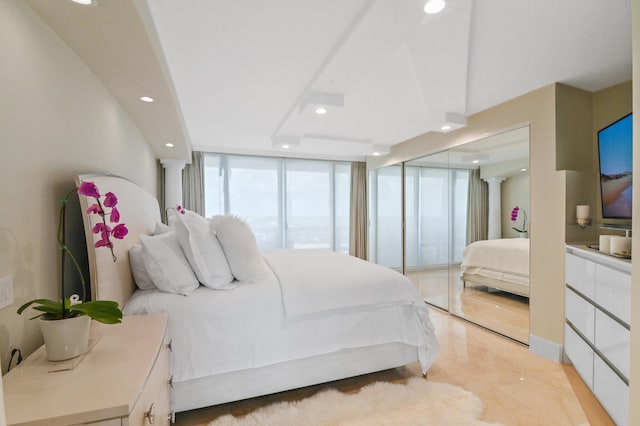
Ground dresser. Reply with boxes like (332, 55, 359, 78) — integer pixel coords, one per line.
(564, 244, 630, 426)
(4, 314, 170, 426)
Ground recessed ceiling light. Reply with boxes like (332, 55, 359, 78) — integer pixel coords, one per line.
(424, 0, 446, 14)
(441, 124, 452, 131)
(372, 152, 381, 156)
(140, 96, 154, 103)
(472, 160, 479, 164)
(315, 107, 327, 115)
(281, 144, 291, 149)
(71, 0, 95, 4)
(521, 168, 527, 172)
(165, 143, 174, 148)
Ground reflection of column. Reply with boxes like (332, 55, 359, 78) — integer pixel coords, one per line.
(160, 159, 186, 210)
(484, 177, 505, 240)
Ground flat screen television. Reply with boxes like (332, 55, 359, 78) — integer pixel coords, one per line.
(598, 112, 633, 222)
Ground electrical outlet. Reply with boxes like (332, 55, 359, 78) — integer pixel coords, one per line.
(0, 274, 14, 309)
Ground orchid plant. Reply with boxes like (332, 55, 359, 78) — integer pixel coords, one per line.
(17, 182, 125, 324)
(510, 206, 528, 233)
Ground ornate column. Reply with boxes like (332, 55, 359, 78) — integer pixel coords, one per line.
(484, 177, 505, 240)
(160, 159, 186, 211)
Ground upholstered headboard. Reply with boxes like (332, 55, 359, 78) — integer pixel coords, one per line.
(75, 174, 161, 308)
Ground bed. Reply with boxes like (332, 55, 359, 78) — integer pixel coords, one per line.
(460, 238, 530, 298)
(76, 173, 438, 414)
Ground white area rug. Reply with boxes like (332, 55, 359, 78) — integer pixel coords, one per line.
(209, 378, 502, 426)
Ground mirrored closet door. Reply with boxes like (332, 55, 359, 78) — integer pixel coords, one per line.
(446, 127, 530, 344)
(370, 127, 531, 344)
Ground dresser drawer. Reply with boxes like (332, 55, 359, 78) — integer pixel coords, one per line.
(595, 264, 631, 325)
(128, 343, 171, 426)
(593, 355, 628, 426)
(565, 253, 595, 299)
(595, 309, 630, 379)
(565, 288, 594, 342)
(564, 323, 593, 389)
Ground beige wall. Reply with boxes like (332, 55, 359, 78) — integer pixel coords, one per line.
(0, 1, 158, 372)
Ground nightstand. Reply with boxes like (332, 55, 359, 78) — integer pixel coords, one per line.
(4, 314, 170, 426)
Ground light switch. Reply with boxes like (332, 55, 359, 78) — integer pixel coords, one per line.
(0, 275, 14, 309)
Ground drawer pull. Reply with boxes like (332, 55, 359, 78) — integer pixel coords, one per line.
(166, 340, 173, 352)
(168, 374, 174, 388)
(145, 402, 156, 424)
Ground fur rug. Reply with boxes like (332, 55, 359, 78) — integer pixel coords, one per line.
(209, 378, 502, 426)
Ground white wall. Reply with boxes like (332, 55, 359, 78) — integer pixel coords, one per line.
(0, 1, 158, 372)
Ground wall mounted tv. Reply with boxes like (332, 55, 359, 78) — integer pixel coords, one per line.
(598, 112, 632, 221)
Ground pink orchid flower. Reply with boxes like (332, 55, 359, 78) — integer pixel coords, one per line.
(78, 182, 100, 198)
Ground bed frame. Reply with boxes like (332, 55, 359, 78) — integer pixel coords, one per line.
(76, 173, 421, 413)
(462, 273, 529, 298)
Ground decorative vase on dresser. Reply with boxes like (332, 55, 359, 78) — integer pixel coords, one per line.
(564, 244, 630, 426)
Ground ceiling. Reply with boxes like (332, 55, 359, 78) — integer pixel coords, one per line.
(26, 0, 632, 162)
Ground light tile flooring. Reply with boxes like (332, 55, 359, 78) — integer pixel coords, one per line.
(175, 309, 614, 425)
(407, 267, 530, 344)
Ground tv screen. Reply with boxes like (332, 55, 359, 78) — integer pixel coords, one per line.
(598, 112, 633, 220)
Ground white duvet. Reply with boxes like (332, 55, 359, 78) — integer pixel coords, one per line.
(124, 249, 438, 383)
(460, 238, 530, 283)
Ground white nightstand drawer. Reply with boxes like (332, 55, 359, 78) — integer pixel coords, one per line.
(129, 342, 171, 426)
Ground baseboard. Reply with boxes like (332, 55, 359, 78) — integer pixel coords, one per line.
(529, 334, 563, 362)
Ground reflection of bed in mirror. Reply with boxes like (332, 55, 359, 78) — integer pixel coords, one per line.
(460, 238, 529, 297)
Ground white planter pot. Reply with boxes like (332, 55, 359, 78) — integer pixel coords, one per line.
(38, 315, 91, 361)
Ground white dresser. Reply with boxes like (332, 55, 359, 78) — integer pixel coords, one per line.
(564, 244, 630, 426)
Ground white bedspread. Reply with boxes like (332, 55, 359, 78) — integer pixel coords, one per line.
(263, 249, 424, 319)
(461, 238, 530, 281)
(124, 250, 438, 383)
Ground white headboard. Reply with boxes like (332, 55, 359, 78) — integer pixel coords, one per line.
(76, 174, 161, 308)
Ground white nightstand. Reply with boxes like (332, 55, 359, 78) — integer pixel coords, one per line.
(4, 314, 170, 426)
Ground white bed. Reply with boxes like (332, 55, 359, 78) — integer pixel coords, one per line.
(460, 238, 530, 297)
(76, 174, 439, 414)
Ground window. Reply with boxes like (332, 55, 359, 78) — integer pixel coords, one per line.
(204, 154, 350, 252)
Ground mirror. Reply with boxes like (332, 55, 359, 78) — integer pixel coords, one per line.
(401, 126, 530, 343)
(369, 126, 529, 343)
(447, 127, 530, 343)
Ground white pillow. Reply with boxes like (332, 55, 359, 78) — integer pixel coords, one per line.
(209, 215, 268, 283)
(128, 244, 155, 290)
(174, 210, 235, 289)
(139, 232, 199, 296)
(154, 221, 172, 235)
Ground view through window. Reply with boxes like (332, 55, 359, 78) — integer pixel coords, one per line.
(204, 154, 350, 253)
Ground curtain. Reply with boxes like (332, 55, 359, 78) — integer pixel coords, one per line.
(158, 160, 167, 223)
(349, 162, 368, 260)
(182, 151, 205, 216)
(466, 169, 488, 244)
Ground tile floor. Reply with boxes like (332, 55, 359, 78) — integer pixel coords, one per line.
(175, 308, 613, 425)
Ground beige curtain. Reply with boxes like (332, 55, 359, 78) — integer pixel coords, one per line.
(182, 151, 205, 216)
(349, 162, 368, 260)
(466, 169, 488, 244)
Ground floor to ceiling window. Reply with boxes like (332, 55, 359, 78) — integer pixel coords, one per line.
(203, 153, 350, 253)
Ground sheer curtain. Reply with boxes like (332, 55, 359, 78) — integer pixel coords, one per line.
(466, 169, 488, 244)
(183, 151, 205, 215)
(349, 162, 368, 260)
